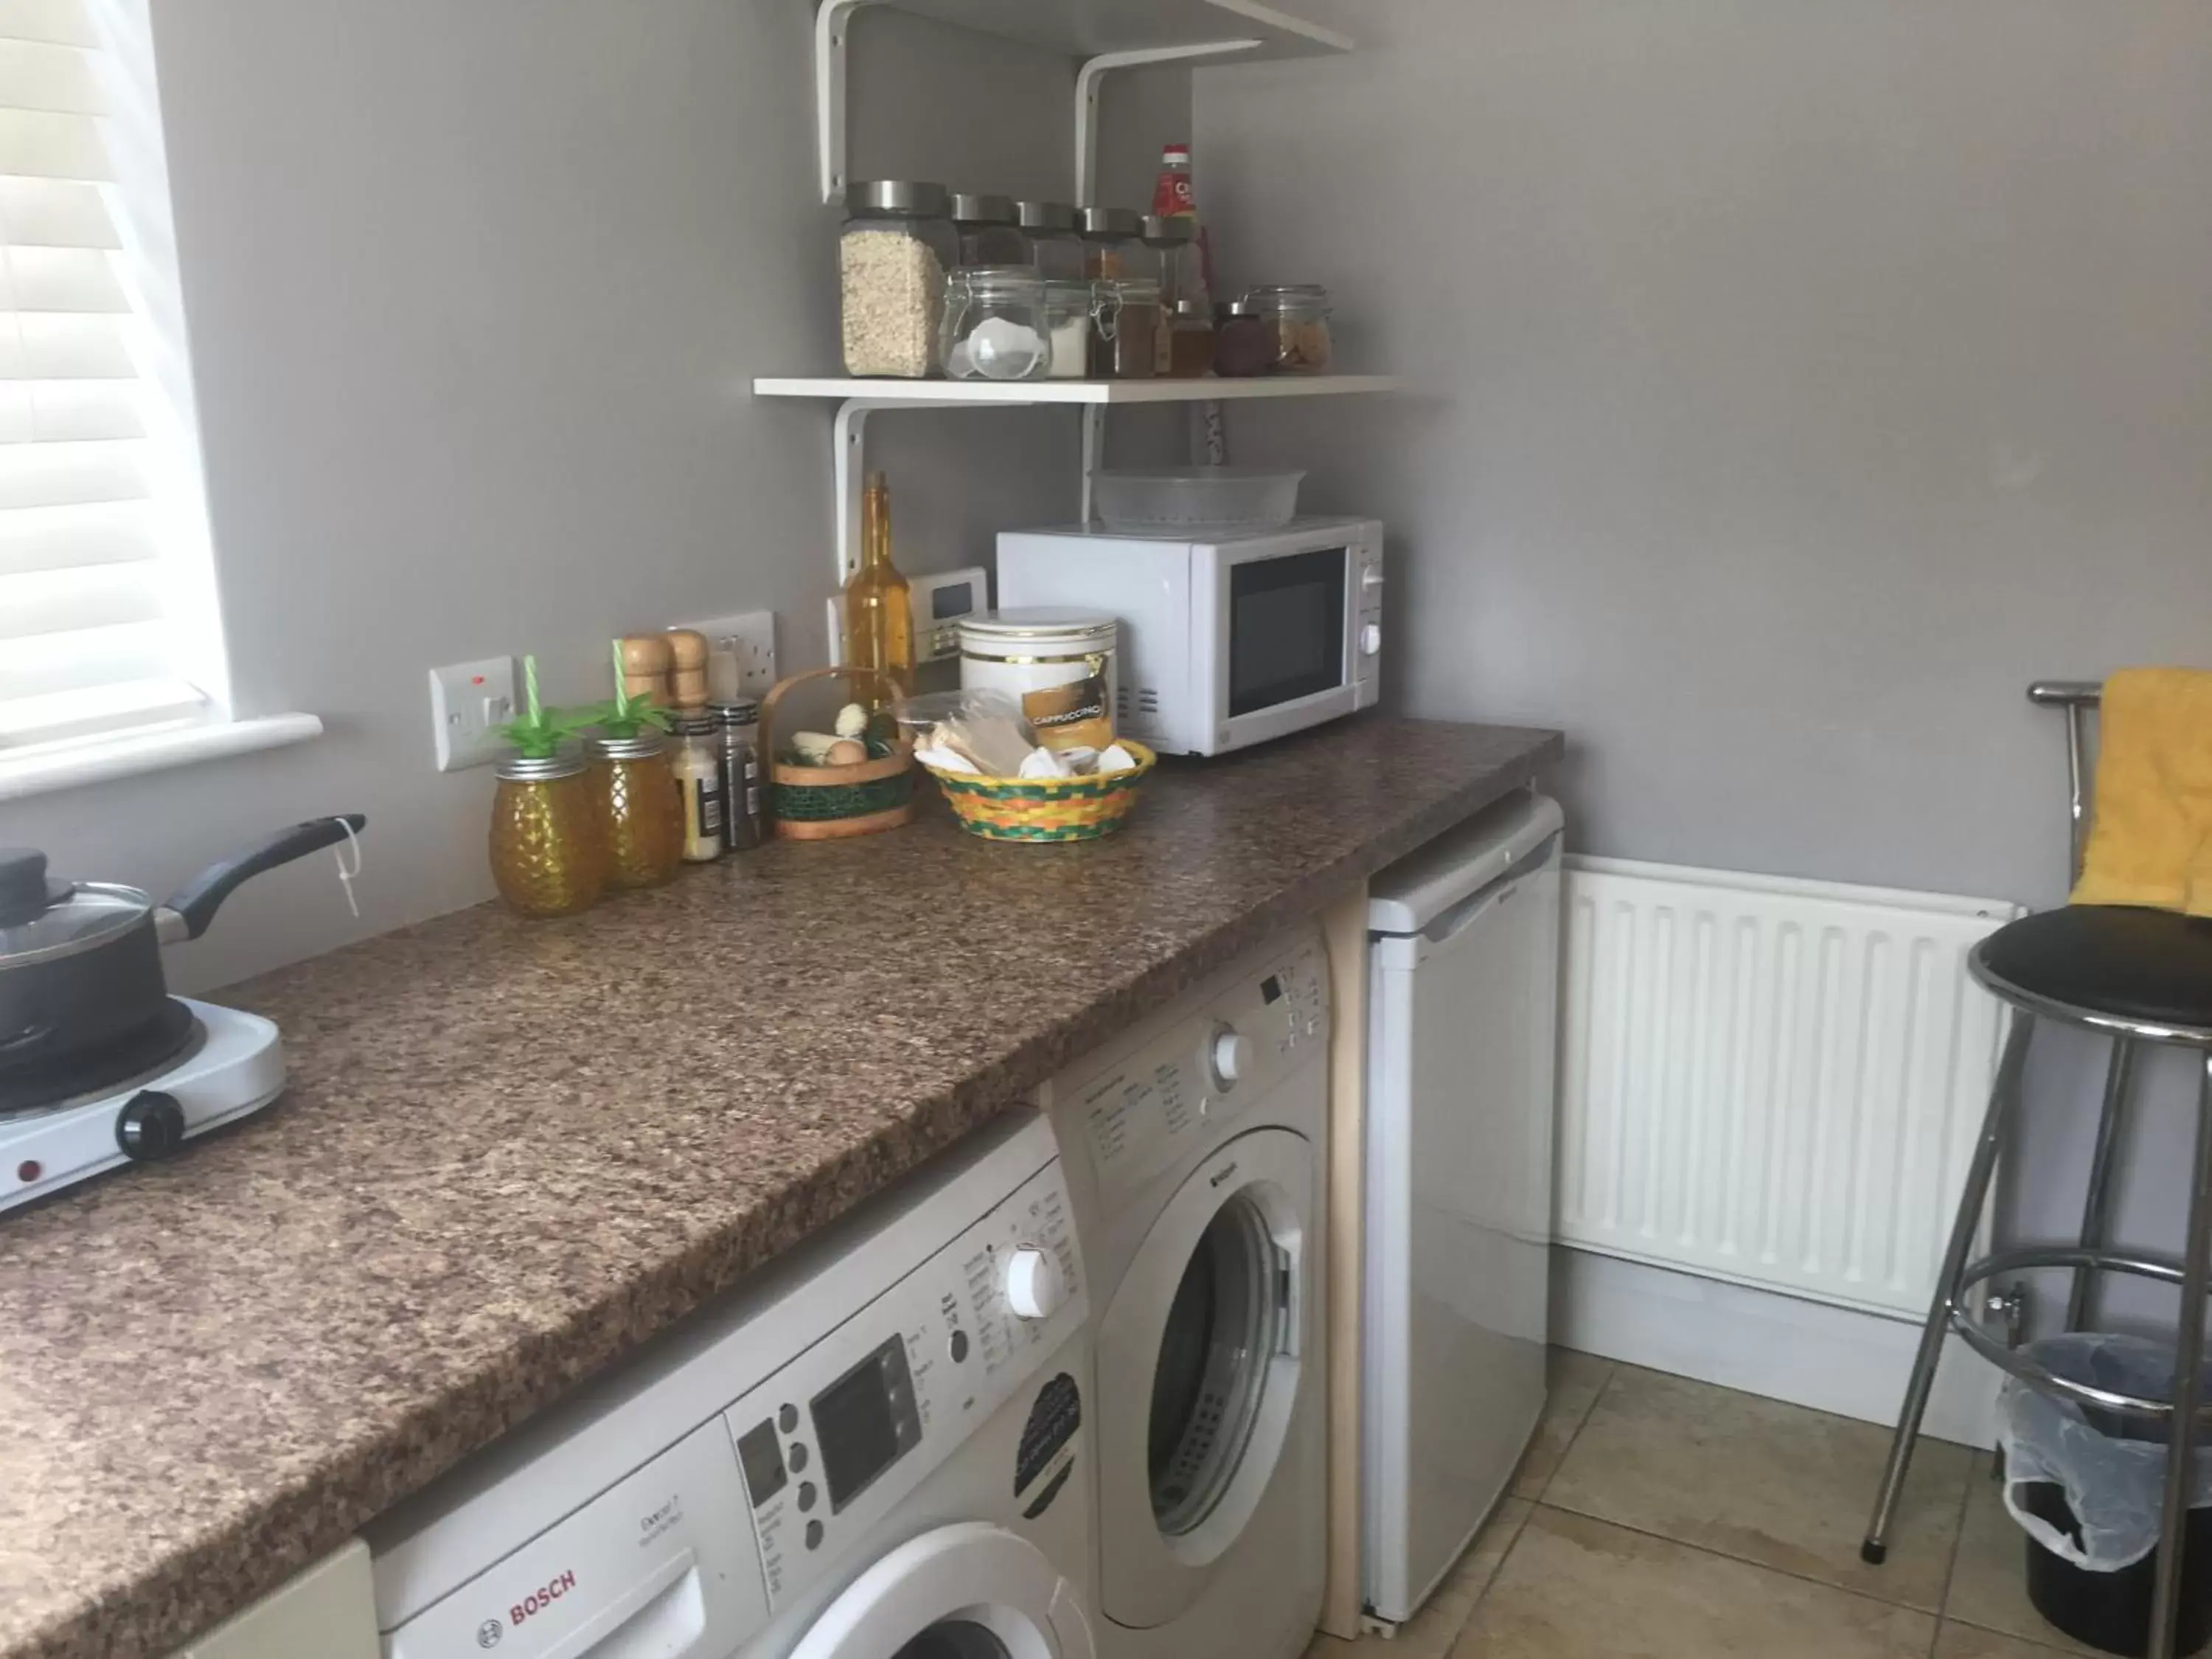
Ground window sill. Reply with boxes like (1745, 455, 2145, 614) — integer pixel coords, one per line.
(0, 714, 324, 802)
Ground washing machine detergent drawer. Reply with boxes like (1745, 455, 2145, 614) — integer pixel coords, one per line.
(385, 1418, 762, 1658)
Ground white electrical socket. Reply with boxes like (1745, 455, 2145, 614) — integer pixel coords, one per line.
(670, 609, 776, 698)
(429, 656, 518, 771)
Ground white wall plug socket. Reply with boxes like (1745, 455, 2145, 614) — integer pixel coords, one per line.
(429, 656, 518, 771)
(670, 610, 776, 699)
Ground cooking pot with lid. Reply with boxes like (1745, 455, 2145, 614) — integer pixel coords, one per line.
(0, 815, 365, 1078)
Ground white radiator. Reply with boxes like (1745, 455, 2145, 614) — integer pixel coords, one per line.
(1557, 858, 2025, 1322)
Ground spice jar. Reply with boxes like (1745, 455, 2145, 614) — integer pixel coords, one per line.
(669, 713, 727, 862)
(712, 699, 764, 852)
(1245, 283, 1333, 372)
(583, 731, 684, 888)
(1016, 200, 1084, 281)
(951, 192, 1031, 269)
(1167, 299, 1216, 378)
(942, 267, 1051, 381)
(1089, 278, 1161, 379)
(1043, 279, 1094, 379)
(489, 753, 608, 918)
(840, 181, 958, 378)
(1212, 298, 1274, 378)
(1077, 206, 1145, 279)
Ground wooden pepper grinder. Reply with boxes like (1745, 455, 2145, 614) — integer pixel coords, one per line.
(618, 635, 672, 705)
(665, 629, 709, 713)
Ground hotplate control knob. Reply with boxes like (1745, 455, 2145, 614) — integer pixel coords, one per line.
(1004, 1245, 1066, 1322)
(115, 1091, 187, 1161)
(1208, 1024, 1247, 1091)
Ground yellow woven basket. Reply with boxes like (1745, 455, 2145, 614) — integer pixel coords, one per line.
(923, 741, 1156, 843)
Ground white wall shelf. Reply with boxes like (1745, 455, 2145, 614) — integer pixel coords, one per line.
(756, 375, 1401, 588)
(754, 375, 1400, 406)
(815, 0, 1352, 204)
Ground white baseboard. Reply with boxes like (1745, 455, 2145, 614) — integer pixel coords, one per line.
(1552, 1247, 2002, 1450)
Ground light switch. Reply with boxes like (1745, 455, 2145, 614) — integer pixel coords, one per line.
(429, 657, 518, 772)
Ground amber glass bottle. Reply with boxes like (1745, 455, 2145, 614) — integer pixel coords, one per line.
(841, 470, 913, 700)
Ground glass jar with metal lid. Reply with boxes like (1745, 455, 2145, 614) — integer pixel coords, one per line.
(582, 731, 683, 889)
(490, 752, 608, 917)
(1088, 276, 1161, 379)
(950, 192, 1032, 270)
(1077, 206, 1146, 279)
(958, 608, 1120, 754)
(1243, 282, 1333, 373)
(942, 266, 1051, 381)
(839, 180, 958, 378)
(1212, 296, 1274, 378)
(1016, 200, 1085, 281)
(710, 700, 763, 851)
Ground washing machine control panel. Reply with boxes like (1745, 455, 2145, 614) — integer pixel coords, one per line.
(1071, 933, 1329, 1208)
(725, 1157, 1084, 1614)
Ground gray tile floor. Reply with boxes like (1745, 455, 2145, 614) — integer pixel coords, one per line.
(1307, 1352, 2087, 1659)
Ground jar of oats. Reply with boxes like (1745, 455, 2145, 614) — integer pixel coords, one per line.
(841, 181, 958, 378)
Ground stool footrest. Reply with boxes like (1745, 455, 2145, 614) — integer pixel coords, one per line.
(1950, 1246, 2211, 1422)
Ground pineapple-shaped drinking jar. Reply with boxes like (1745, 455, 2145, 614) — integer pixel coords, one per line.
(582, 641, 683, 888)
(488, 655, 608, 917)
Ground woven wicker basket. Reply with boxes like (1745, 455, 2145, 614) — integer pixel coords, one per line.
(761, 667, 915, 841)
(922, 741, 1156, 843)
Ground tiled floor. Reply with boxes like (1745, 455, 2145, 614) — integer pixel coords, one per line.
(1306, 1351, 2087, 1659)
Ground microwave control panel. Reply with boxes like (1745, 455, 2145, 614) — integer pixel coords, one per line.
(1354, 538, 1383, 698)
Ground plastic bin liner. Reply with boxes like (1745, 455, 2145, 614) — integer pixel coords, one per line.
(2001, 1332, 2212, 1571)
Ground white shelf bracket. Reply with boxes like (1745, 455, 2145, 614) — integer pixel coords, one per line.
(815, 0, 884, 204)
(1079, 403, 1107, 526)
(832, 396, 975, 586)
(1074, 41, 1261, 205)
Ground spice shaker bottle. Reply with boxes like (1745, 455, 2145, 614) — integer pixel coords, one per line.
(669, 713, 726, 862)
(712, 699, 765, 852)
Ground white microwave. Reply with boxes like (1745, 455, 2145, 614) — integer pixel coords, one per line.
(995, 517, 1383, 757)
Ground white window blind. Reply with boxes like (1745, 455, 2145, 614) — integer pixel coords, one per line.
(0, 0, 208, 750)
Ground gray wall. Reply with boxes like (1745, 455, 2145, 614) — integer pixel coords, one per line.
(1, 1, 1187, 994)
(1195, 1, 2212, 1307)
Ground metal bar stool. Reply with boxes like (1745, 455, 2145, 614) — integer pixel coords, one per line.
(1861, 678, 2212, 1659)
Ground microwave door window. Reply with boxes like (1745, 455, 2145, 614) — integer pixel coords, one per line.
(1228, 548, 1347, 717)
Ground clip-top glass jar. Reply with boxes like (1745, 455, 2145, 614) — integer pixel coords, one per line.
(950, 192, 1031, 269)
(1089, 278, 1161, 379)
(1077, 206, 1145, 279)
(1244, 283, 1333, 373)
(1016, 200, 1084, 281)
(840, 181, 958, 378)
(490, 752, 608, 918)
(942, 267, 1050, 381)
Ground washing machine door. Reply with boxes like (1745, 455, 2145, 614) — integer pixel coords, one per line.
(785, 1522, 1093, 1659)
(1094, 1125, 1312, 1630)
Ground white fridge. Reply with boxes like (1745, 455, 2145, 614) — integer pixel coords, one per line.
(1363, 790, 1565, 1628)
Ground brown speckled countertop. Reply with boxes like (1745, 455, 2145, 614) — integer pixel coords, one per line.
(0, 715, 1558, 1659)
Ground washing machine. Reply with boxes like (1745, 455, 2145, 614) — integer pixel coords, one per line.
(362, 1109, 1094, 1659)
(1042, 929, 1330, 1659)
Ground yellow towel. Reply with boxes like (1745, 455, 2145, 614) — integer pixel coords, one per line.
(2072, 667, 2212, 914)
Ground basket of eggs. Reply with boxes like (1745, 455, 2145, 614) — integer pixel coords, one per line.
(898, 689, 1154, 844)
(760, 667, 917, 839)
